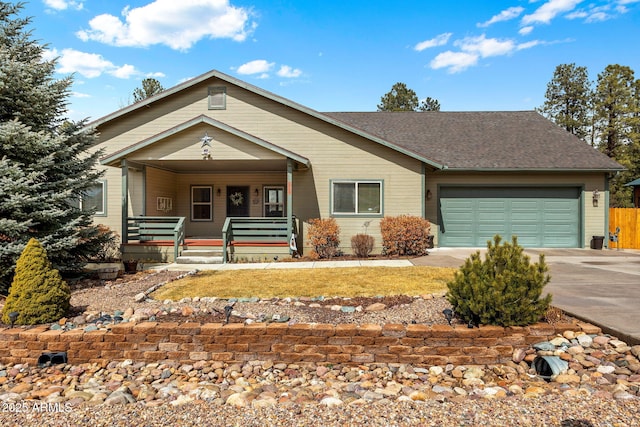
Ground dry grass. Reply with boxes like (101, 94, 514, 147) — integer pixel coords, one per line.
(151, 266, 456, 300)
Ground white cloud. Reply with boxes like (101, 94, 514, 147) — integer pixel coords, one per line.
(519, 25, 534, 35)
(477, 7, 524, 27)
(522, 0, 584, 25)
(414, 33, 452, 51)
(76, 0, 255, 51)
(455, 35, 515, 58)
(517, 40, 542, 50)
(52, 48, 140, 79)
(430, 51, 479, 73)
(277, 65, 302, 78)
(566, 2, 636, 22)
(428, 33, 543, 73)
(236, 59, 274, 75)
(71, 91, 91, 98)
(146, 72, 166, 78)
(110, 64, 137, 79)
(43, 0, 83, 11)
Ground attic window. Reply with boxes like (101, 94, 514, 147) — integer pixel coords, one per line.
(208, 86, 226, 110)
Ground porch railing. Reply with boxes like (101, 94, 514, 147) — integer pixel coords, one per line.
(126, 216, 186, 260)
(222, 217, 294, 263)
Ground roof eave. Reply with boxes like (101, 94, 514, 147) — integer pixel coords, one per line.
(438, 167, 626, 172)
(99, 114, 310, 168)
(87, 70, 445, 170)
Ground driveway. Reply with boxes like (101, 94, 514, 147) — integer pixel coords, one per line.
(412, 248, 640, 345)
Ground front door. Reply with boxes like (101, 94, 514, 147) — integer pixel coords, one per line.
(226, 186, 250, 217)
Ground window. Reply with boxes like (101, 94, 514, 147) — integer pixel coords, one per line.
(331, 180, 382, 215)
(191, 186, 212, 221)
(71, 182, 106, 215)
(264, 186, 285, 217)
(208, 86, 226, 110)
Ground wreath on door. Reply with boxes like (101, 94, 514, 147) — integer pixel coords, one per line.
(229, 192, 244, 206)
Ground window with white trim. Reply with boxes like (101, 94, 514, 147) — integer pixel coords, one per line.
(264, 186, 285, 217)
(191, 186, 213, 221)
(331, 180, 382, 215)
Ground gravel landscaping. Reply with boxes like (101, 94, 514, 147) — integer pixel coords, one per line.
(0, 268, 638, 426)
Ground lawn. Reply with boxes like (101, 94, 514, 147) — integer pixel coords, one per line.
(151, 266, 456, 301)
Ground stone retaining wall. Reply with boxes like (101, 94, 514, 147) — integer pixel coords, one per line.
(0, 321, 602, 367)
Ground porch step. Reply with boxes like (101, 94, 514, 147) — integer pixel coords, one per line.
(181, 249, 223, 257)
(176, 256, 224, 264)
(176, 249, 224, 264)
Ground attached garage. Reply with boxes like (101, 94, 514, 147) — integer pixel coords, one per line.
(438, 187, 581, 248)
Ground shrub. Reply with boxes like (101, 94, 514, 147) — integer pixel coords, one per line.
(380, 215, 431, 256)
(1, 238, 71, 325)
(307, 218, 340, 259)
(351, 234, 374, 258)
(86, 225, 121, 262)
(446, 235, 552, 327)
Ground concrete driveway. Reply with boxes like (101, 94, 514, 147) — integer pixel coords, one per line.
(412, 248, 640, 345)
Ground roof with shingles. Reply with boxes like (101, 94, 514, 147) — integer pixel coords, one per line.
(324, 111, 624, 171)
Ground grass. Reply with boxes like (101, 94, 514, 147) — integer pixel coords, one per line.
(151, 266, 456, 301)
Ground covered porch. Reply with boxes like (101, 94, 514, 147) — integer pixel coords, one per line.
(99, 116, 310, 263)
(121, 216, 298, 263)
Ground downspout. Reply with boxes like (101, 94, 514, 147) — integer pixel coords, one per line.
(421, 163, 426, 219)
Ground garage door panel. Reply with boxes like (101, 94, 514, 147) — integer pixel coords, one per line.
(514, 235, 541, 247)
(511, 200, 539, 210)
(439, 187, 580, 248)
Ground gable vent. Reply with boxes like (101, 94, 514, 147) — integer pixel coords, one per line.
(208, 86, 226, 110)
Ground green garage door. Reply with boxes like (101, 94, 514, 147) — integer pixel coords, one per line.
(439, 187, 581, 247)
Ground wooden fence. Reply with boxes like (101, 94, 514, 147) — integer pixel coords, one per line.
(609, 208, 640, 249)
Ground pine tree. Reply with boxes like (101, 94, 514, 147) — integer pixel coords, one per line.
(2, 238, 70, 325)
(446, 235, 552, 327)
(132, 77, 165, 103)
(593, 64, 638, 207)
(538, 63, 593, 142)
(378, 82, 419, 111)
(0, 2, 105, 293)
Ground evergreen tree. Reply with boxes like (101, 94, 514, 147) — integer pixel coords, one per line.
(538, 63, 592, 142)
(2, 237, 70, 325)
(418, 97, 441, 112)
(132, 77, 165, 103)
(378, 83, 441, 112)
(446, 235, 552, 327)
(593, 64, 638, 207)
(0, 2, 105, 293)
(378, 82, 419, 111)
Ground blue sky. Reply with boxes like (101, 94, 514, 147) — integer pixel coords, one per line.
(20, 0, 640, 121)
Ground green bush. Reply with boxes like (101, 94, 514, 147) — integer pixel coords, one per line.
(351, 233, 375, 258)
(1, 238, 71, 325)
(307, 218, 341, 259)
(380, 215, 431, 256)
(85, 224, 121, 262)
(446, 235, 552, 327)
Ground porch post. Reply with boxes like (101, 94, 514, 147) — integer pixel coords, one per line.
(121, 159, 129, 244)
(287, 158, 293, 253)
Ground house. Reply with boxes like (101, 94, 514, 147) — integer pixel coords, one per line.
(85, 70, 624, 262)
(625, 178, 640, 207)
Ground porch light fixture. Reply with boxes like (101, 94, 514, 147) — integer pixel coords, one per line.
(426, 189, 432, 200)
(592, 189, 600, 207)
(217, 188, 221, 197)
(200, 132, 213, 160)
(254, 188, 259, 197)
